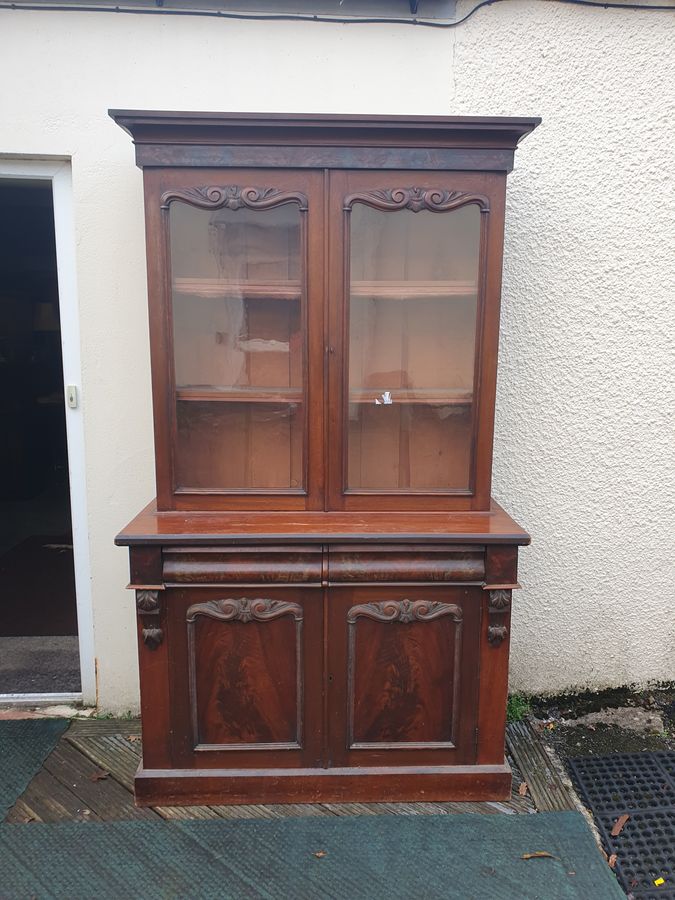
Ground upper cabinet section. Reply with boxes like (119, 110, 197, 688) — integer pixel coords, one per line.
(111, 111, 539, 512)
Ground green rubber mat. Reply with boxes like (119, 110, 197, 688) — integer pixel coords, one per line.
(0, 719, 68, 819)
(0, 811, 623, 899)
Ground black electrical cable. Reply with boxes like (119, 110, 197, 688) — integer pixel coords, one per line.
(0, 0, 673, 27)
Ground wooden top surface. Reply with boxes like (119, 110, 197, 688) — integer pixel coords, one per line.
(115, 500, 530, 547)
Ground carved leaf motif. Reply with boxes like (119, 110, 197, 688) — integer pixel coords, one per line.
(142, 626, 163, 650)
(487, 624, 508, 647)
(344, 187, 489, 214)
(160, 185, 308, 211)
(488, 590, 512, 612)
(136, 590, 159, 613)
(347, 599, 462, 625)
(186, 597, 303, 624)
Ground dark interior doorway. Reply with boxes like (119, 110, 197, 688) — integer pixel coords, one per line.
(0, 179, 80, 694)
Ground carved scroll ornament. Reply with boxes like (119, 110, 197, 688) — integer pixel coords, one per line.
(343, 187, 489, 214)
(186, 597, 303, 624)
(135, 589, 163, 650)
(160, 185, 308, 212)
(347, 598, 462, 625)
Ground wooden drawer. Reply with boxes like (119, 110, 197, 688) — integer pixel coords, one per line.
(162, 545, 322, 584)
(327, 544, 484, 583)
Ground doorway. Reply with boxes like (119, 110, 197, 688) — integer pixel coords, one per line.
(0, 178, 80, 695)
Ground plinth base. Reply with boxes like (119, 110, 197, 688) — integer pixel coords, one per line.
(135, 761, 512, 807)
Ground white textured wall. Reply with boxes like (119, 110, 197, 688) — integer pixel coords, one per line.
(453, 2, 675, 693)
(0, 5, 672, 709)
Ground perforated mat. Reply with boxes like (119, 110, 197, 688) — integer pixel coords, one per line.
(569, 752, 675, 899)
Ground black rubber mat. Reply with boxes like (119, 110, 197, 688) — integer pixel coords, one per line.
(569, 752, 675, 899)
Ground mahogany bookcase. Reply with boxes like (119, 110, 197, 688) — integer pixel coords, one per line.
(112, 111, 539, 806)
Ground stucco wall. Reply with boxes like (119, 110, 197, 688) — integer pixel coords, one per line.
(0, 4, 673, 710)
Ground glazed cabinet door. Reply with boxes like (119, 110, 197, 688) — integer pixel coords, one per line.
(327, 169, 506, 511)
(143, 168, 325, 511)
(327, 585, 481, 766)
(165, 586, 324, 768)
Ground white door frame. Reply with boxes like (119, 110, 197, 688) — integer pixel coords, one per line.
(0, 158, 96, 706)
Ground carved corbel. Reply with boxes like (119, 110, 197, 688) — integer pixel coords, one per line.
(486, 588, 512, 648)
(136, 589, 164, 650)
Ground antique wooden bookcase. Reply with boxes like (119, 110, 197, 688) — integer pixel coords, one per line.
(112, 111, 539, 806)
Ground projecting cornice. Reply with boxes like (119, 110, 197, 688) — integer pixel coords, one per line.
(109, 110, 541, 172)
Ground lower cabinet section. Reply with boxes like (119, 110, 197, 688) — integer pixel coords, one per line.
(131, 542, 517, 805)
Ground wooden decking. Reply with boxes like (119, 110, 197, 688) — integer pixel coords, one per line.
(5, 718, 576, 823)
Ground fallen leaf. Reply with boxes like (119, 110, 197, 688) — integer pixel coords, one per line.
(89, 771, 109, 782)
(127, 734, 141, 743)
(611, 814, 630, 836)
(608, 854, 618, 869)
(518, 781, 529, 797)
(521, 852, 558, 860)
(313, 850, 327, 859)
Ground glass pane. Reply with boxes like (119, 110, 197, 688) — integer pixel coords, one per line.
(170, 200, 304, 491)
(347, 202, 480, 492)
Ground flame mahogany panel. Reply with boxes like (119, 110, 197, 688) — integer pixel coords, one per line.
(165, 586, 324, 769)
(328, 585, 481, 768)
(349, 610, 462, 747)
(187, 597, 303, 750)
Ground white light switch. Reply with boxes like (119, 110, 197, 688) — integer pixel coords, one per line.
(66, 385, 78, 409)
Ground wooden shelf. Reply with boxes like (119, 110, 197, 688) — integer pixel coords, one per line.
(349, 388, 473, 406)
(173, 278, 477, 301)
(351, 280, 477, 299)
(174, 278, 301, 300)
(176, 386, 303, 403)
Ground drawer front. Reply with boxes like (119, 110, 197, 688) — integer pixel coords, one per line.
(328, 544, 484, 583)
(327, 585, 481, 767)
(162, 544, 484, 585)
(163, 545, 322, 584)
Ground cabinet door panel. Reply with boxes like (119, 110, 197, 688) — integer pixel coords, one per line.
(328, 586, 480, 766)
(327, 169, 506, 511)
(187, 598, 303, 749)
(167, 587, 323, 768)
(349, 610, 461, 748)
(143, 167, 325, 511)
